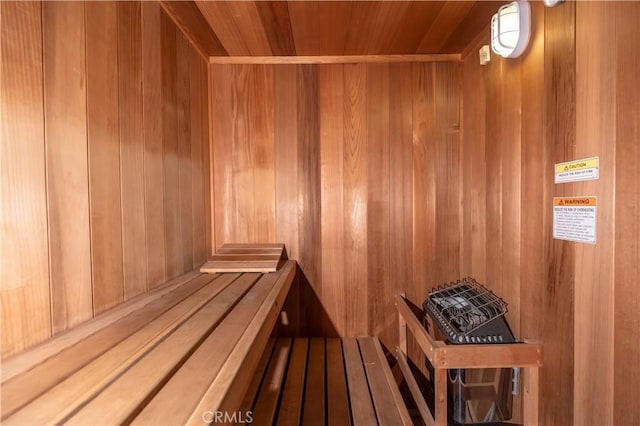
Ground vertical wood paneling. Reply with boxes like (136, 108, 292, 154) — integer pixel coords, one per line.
(190, 47, 205, 267)
(1, 0, 210, 356)
(499, 58, 521, 336)
(44, 1, 93, 329)
(543, 4, 576, 426)
(365, 64, 391, 342)
(614, 3, 640, 425)
(176, 33, 193, 272)
(118, 1, 147, 299)
(319, 64, 345, 336)
(574, 3, 616, 425)
(388, 62, 414, 350)
(209, 62, 460, 339)
(275, 66, 300, 261)
(433, 62, 461, 285)
(232, 65, 255, 242)
(142, 1, 167, 287)
(161, 13, 181, 278)
(251, 65, 276, 243)
(203, 60, 213, 258)
(0, 1, 52, 356)
(411, 63, 436, 309)
(86, 1, 123, 314)
(519, 1, 545, 345)
(343, 64, 368, 337)
(210, 65, 234, 246)
(297, 64, 322, 335)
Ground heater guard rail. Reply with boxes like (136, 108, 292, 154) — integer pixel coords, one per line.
(395, 293, 543, 426)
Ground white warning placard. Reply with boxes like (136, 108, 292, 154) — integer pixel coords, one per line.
(553, 197, 597, 244)
(555, 157, 599, 183)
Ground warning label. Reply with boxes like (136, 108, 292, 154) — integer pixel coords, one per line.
(553, 196, 597, 244)
(555, 157, 599, 183)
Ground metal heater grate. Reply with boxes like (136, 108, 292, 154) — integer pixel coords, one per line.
(423, 278, 516, 344)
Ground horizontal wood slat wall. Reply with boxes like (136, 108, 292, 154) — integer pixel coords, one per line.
(0, 1, 211, 357)
(209, 62, 461, 349)
(462, 2, 640, 425)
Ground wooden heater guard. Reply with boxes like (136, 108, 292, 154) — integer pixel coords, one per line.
(395, 294, 543, 426)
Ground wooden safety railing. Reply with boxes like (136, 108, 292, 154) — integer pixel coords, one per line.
(395, 293, 543, 426)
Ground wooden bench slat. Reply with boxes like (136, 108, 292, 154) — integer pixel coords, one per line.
(1, 272, 216, 420)
(277, 338, 309, 425)
(302, 338, 326, 426)
(200, 260, 281, 273)
(342, 338, 377, 426)
(65, 273, 263, 425)
(239, 338, 276, 414)
(371, 338, 413, 426)
(210, 254, 283, 261)
(250, 338, 292, 426)
(358, 337, 412, 426)
(216, 248, 283, 255)
(183, 261, 297, 421)
(326, 338, 351, 426)
(4, 273, 241, 425)
(0, 270, 202, 384)
(131, 271, 285, 425)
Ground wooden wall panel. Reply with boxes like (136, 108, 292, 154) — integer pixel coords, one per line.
(574, 2, 616, 425)
(118, 1, 148, 299)
(177, 32, 194, 272)
(209, 61, 461, 345)
(142, 1, 167, 288)
(365, 64, 390, 342)
(44, 1, 93, 330)
(0, 1, 52, 356)
(86, 1, 124, 314)
(161, 13, 182, 279)
(342, 64, 368, 337)
(1, 0, 210, 357)
(614, 3, 640, 425)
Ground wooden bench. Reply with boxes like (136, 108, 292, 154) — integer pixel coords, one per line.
(0, 260, 296, 425)
(244, 337, 412, 426)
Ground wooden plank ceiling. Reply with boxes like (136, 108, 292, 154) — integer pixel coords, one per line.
(162, 1, 504, 57)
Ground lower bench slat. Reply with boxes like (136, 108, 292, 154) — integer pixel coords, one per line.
(247, 337, 411, 426)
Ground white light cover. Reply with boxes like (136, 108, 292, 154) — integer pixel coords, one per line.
(491, 0, 531, 58)
(543, 0, 564, 7)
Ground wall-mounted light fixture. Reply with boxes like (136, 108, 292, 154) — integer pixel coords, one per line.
(543, 0, 564, 7)
(490, 0, 531, 58)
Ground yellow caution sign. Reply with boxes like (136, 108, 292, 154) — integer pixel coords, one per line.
(554, 157, 599, 183)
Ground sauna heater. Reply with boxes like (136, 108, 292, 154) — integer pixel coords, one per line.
(423, 278, 517, 425)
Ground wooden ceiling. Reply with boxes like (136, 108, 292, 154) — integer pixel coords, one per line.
(161, 1, 504, 58)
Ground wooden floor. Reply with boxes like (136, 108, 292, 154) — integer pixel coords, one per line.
(243, 337, 412, 426)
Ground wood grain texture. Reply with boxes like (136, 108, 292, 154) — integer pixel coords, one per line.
(574, 3, 616, 425)
(543, 4, 576, 426)
(158, 0, 227, 58)
(161, 12, 182, 279)
(142, 1, 167, 288)
(209, 62, 461, 339)
(319, 64, 345, 336)
(326, 338, 351, 425)
(44, 0, 93, 330)
(256, 2, 296, 56)
(366, 63, 391, 343)
(0, 1, 52, 357)
(277, 338, 308, 425)
(118, 1, 148, 300)
(177, 32, 194, 272)
(86, 0, 124, 316)
(301, 338, 325, 426)
(2, 0, 212, 355)
(190, 46, 205, 267)
(614, 3, 640, 425)
(343, 64, 368, 337)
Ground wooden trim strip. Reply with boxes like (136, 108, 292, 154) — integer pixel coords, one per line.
(395, 294, 444, 364)
(209, 54, 461, 65)
(395, 347, 434, 426)
(435, 343, 543, 369)
(1, 270, 202, 383)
